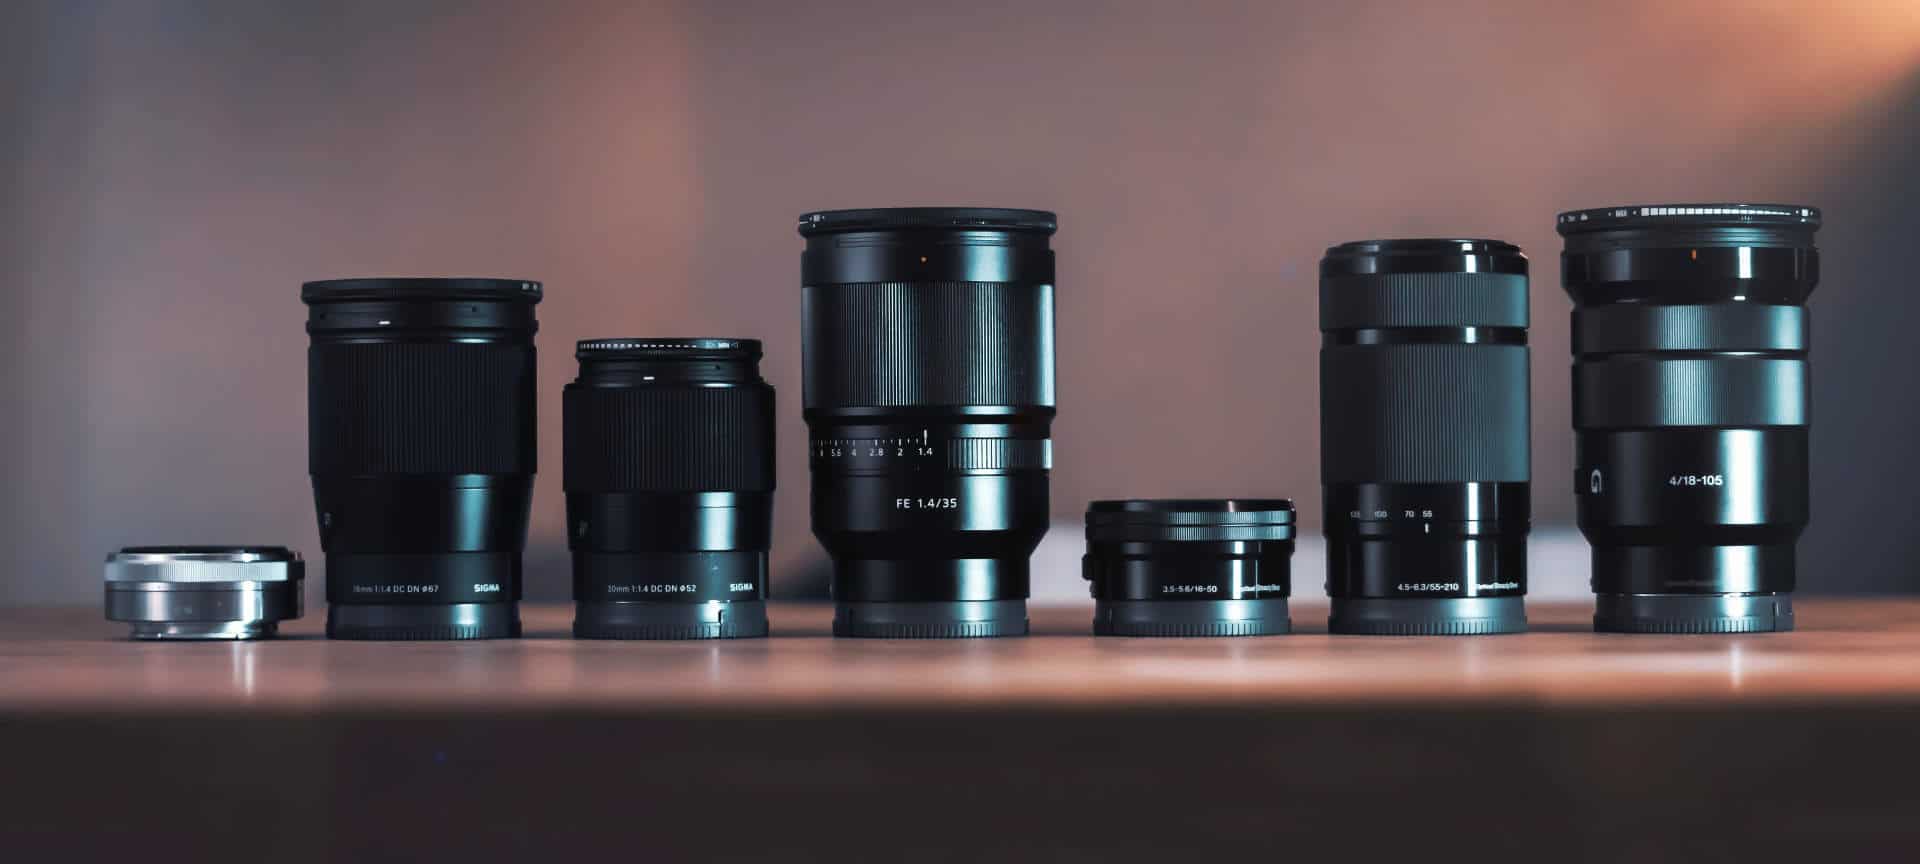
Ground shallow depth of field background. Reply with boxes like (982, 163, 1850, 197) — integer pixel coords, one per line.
(4, 0, 1917, 605)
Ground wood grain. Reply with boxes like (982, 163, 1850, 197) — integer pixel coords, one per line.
(5, 600, 1918, 711)
(7, 601, 1920, 861)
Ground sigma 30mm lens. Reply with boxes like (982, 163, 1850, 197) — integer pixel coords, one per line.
(564, 339, 774, 639)
(800, 207, 1056, 638)
(304, 278, 540, 640)
(1319, 240, 1531, 635)
(1560, 204, 1819, 633)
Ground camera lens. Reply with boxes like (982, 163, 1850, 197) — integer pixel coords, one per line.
(104, 546, 304, 640)
(1559, 204, 1819, 633)
(303, 277, 541, 640)
(564, 338, 775, 639)
(1083, 500, 1294, 637)
(799, 207, 1056, 638)
(1319, 239, 1531, 635)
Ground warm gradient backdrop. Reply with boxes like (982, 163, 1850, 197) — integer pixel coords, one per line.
(4, 0, 1917, 605)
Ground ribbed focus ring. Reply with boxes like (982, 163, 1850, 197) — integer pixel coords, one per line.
(1320, 344, 1529, 483)
(1320, 273, 1528, 330)
(308, 342, 534, 475)
(945, 438, 1051, 471)
(802, 281, 1055, 409)
(563, 385, 774, 493)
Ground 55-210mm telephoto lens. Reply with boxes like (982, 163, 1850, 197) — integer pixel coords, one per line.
(800, 207, 1056, 638)
(1560, 204, 1819, 633)
(1319, 240, 1531, 635)
(304, 277, 540, 640)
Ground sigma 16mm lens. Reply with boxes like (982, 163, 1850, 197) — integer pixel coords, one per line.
(564, 339, 774, 639)
(1083, 500, 1295, 637)
(1320, 240, 1531, 635)
(800, 207, 1056, 638)
(304, 278, 540, 640)
(1560, 204, 1819, 633)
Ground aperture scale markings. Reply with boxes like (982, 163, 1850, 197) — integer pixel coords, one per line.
(812, 428, 937, 460)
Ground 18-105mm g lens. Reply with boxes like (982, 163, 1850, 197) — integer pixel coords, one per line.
(800, 207, 1056, 638)
(304, 277, 540, 640)
(1560, 204, 1819, 633)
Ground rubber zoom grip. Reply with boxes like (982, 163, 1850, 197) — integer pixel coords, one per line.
(308, 342, 535, 475)
(563, 385, 775, 493)
(1319, 344, 1530, 483)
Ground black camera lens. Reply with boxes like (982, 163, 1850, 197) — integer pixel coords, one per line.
(1559, 204, 1819, 633)
(303, 277, 541, 640)
(799, 207, 1056, 638)
(1319, 240, 1531, 635)
(564, 338, 775, 639)
(1083, 500, 1295, 637)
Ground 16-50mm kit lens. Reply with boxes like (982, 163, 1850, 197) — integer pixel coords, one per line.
(304, 277, 541, 640)
(800, 207, 1057, 638)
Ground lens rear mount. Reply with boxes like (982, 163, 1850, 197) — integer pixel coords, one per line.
(1594, 593, 1795, 634)
(1329, 597, 1525, 636)
(834, 599, 1028, 639)
(327, 602, 520, 641)
(575, 599, 769, 640)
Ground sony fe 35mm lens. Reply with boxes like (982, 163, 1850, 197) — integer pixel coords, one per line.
(564, 339, 775, 639)
(800, 207, 1056, 638)
(304, 277, 540, 640)
(1560, 204, 1819, 633)
(1319, 240, 1531, 635)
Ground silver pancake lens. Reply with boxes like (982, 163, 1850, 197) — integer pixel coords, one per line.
(103, 546, 305, 640)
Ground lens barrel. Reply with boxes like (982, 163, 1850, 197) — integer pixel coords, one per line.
(800, 207, 1056, 638)
(1559, 204, 1819, 633)
(563, 339, 775, 639)
(104, 546, 304, 640)
(1319, 240, 1531, 635)
(303, 277, 541, 640)
(1083, 500, 1294, 637)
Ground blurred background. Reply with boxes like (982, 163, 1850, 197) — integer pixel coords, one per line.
(3, 0, 1916, 607)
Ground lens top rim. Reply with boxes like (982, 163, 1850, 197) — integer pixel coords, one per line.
(301, 278, 543, 304)
(576, 338, 762, 358)
(1556, 204, 1820, 235)
(798, 207, 1057, 236)
(1321, 239, 1527, 276)
(1087, 499, 1296, 521)
(109, 546, 300, 564)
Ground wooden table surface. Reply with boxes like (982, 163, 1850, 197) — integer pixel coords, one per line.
(3, 600, 1919, 710)
(7, 600, 1920, 862)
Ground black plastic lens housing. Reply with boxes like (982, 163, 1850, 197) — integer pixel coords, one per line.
(1083, 500, 1295, 637)
(303, 277, 541, 640)
(563, 338, 775, 639)
(800, 207, 1056, 638)
(1319, 240, 1531, 635)
(1559, 204, 1819, 633)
